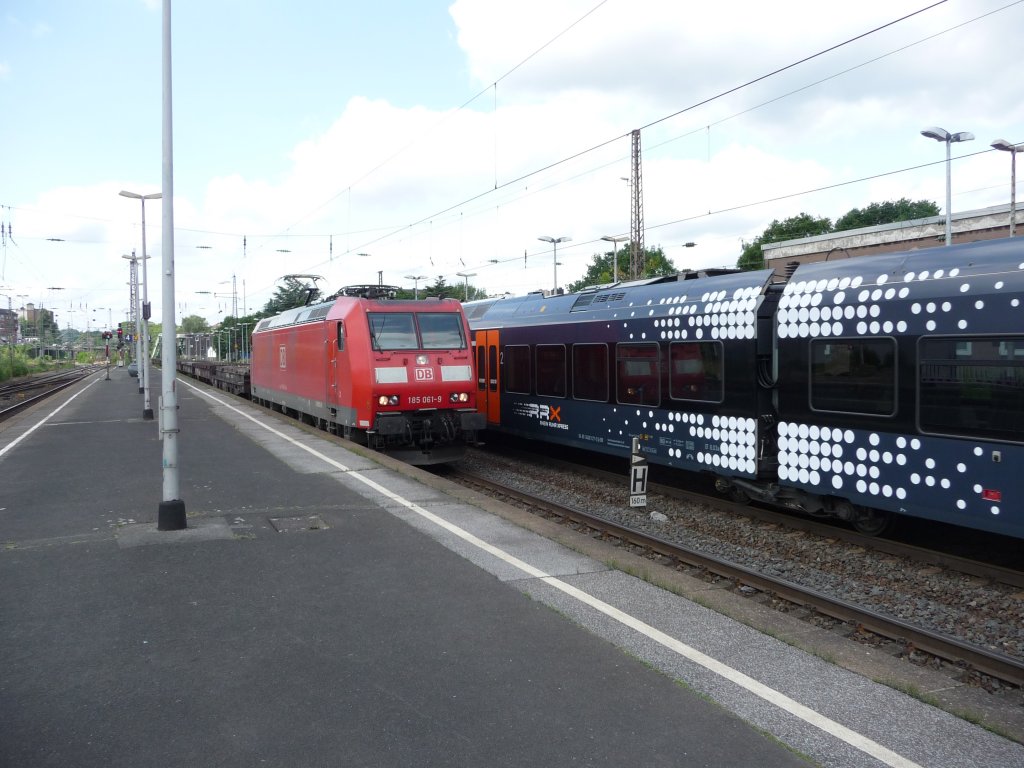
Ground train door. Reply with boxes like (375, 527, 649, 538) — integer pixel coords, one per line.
(329, 319, 348, 407)
(474, 329, 501, 425)
(326, 320, 336, 405)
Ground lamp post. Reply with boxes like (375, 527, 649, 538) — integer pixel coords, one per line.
(456, 272, 477, 302)
(122, 253, 145, 392)
(921, 127, 974, 246)
(405, 274, 427, 300)
(600, 235, 628, 283)
(992, 139, 1023, 237)
(538, 235, 571, 294)
(120, 189, 160, 420)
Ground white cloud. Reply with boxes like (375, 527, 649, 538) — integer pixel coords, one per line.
(8, 0, 1024, 324)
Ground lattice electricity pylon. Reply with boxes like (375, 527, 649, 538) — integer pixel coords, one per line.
(629, 128, 645, 279)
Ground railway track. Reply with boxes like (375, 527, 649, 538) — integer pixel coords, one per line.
(0, 365, 106, 422)
(551, 451, 1024, 588)
(479, 440, 1024, 583)
(445, 464, 1024, 689)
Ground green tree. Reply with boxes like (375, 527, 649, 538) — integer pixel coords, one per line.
(834, 198, 940, 231)
(423, 276, 460, 300)
(263, 276, 318, 314)
(179, 315, 210, 334)
(738, 213, 833, 271)
(567, 246, 676, 293)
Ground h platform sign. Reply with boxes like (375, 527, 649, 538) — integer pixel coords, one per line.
(629, 437, 648, 508)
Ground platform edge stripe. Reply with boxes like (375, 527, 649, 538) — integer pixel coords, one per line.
(0, 379, 100, 460)
(185, 381, 924, 768)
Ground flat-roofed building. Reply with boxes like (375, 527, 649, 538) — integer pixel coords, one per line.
(763, 203, 1023, 275)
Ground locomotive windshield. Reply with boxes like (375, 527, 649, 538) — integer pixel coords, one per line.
(368, 312, 466, 351)
(418, 313, 467, 349)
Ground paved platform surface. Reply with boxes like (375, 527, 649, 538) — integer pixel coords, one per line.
(1, 367, 1022, 768)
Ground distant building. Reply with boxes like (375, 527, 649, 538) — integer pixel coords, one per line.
(762, 203, 1024, 275)
(0, 307, 17, 344)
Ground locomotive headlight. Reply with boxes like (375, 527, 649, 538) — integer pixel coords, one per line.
(416, 355, 429, 366)
(378, 394, 400, 406)
(449, 392, 470, 403)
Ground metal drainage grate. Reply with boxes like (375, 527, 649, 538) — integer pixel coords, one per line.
(268, 515, 328, 533)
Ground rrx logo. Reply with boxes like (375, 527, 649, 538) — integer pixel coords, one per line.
(522, 403, 561, 422)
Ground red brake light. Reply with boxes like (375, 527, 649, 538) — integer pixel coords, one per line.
(981, 489, 1002, 502)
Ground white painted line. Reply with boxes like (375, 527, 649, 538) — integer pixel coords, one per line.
(0, 379, 101, 459)
(185, 380, 924, 768)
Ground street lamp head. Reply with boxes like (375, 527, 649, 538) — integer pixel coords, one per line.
(992, 139, 1024, 153)
(119, 190, 162, 200)
(921, 127, 973, 144)
(538, 236, 571, 245)
(601, 235, 627, 244)
(921, 127, 950, 142)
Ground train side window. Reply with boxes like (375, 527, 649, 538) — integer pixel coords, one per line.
(536, 344, 567, 398)
(669, 341, 723, 402)
(919, 335, 1024, 443)
(810, 338, 895, 416)
(336, 321, 345, 351)
(616, 343, 660, 406)
(477, 345, 486, 391)
(504, 345, 531, 394)
(488, 346, 498, 392)
(573, 344, 608, 401)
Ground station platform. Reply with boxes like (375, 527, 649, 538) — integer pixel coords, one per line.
(1, 367, 1022, 768)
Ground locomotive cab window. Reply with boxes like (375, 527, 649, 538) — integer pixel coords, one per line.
(669, 341, 723, 402)
(504, 345, 531, 394)
(919, 335, 1024, 443)
(368, 313, 418, 350)
(573, 344, 609, 402)
(536, 344, 566, 398)
(418, 313, 466, 349)
(810, 338, 895, 416)
(336, 321, 345, 351)
(367, 312, 466, 351)
(616, 343, 660, 406)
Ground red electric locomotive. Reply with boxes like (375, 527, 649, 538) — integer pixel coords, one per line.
(251, 285, 486, 464)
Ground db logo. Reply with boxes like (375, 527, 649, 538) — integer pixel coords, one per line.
(415, 368, 434, 381)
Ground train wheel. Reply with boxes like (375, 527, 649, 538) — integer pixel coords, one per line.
(728, 487, 752, 505)
(852, 508, 892, 536)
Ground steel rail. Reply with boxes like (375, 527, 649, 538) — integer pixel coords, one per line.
(0, 366, 103, 421)
(451, 467, 1024, 688)
(485, 445, 1024, 589)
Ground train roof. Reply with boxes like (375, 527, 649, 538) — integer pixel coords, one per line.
(467, 239, 1024, 332)
(784, 237, 1024, 296)
(465, 269, 776, 328)
(254, 293, 465, 333)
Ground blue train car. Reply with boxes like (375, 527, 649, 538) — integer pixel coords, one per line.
(467, 239, 1024, 539)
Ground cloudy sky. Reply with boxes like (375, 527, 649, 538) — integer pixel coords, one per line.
(1, 0, 1022, 328)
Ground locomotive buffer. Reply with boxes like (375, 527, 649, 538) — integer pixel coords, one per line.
(630, 437, 648, 508)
